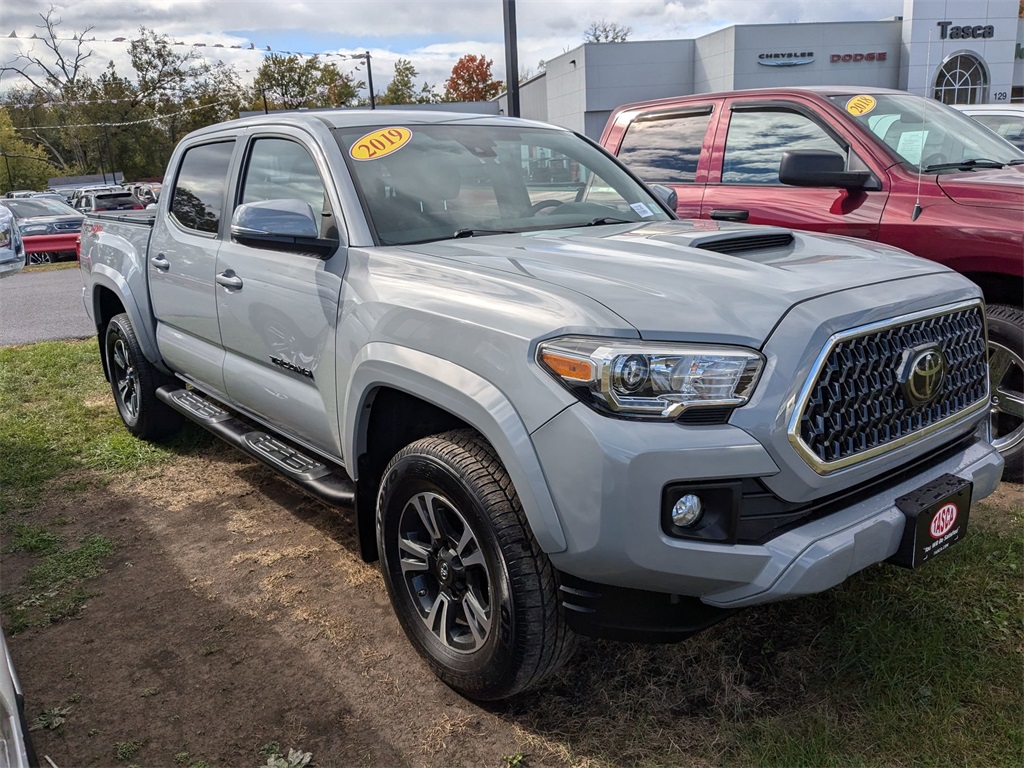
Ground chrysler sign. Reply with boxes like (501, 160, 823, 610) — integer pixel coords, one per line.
(758, 51, 815, 66)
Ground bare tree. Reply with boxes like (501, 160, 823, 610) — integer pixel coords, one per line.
(0, 6, 94, 98)
(583, 19, 632, 43)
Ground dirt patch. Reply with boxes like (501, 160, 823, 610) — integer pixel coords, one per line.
(5, 437, 1021, 767)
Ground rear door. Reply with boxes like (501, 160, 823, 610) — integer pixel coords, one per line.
(703, 97, 888, 239)
(148, 138, 236, 396)
(214, 129, 347, 457)
(609, 102, 719, 218)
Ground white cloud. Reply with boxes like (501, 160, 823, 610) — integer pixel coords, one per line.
(0, 0, 903, 95)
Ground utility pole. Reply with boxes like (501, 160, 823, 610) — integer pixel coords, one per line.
(503, 0, 521, 117)
(1, 151, 12, 192)
(364, 52, 376, 109)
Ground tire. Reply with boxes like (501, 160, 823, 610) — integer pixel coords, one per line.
(27, 252, 56, 265)
(104, 313, 184, 441)
(377, 430, 576, 700)
(987, 304, 1023, 482)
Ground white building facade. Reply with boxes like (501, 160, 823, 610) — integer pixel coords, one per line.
(501, 0, 1024, 137)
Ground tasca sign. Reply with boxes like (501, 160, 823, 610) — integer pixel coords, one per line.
(937, 21, 995, 39)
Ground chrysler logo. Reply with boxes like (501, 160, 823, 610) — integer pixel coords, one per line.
(898, 345, 947, 406)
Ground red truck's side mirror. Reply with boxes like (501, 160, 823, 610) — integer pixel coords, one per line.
(779, 150, 872, 190)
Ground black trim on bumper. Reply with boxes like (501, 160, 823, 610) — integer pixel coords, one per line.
(557, 572, 734, 643)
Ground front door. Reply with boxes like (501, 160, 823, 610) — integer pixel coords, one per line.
(703, 101, 888, 239)
(215, 132, 346, 458)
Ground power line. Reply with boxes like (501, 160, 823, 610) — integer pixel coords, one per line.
(10, 100, 232, 130)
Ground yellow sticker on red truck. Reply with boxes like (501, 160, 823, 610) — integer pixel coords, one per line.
(846, 95, 876, 116)
(349, 127, 412, 161)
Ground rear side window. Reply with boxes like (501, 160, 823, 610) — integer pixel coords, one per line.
(722, 110, 844, 185)
(616, 112, 712, 183)
(171, 141, 235, 233)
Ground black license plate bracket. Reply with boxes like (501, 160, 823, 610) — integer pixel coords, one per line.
(887, 473, 972, 569)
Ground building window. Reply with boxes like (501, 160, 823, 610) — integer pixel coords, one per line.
(933, 54, 988, 105)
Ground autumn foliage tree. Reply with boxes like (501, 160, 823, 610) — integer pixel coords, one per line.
(443, 54, 504, 102)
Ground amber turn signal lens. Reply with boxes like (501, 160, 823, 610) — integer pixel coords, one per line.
(541, 352, 594, 382)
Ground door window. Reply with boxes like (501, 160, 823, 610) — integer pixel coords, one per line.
(170, 141, 235, 234)
(616, 112, 712, 183)
(722, 110, 845, 185)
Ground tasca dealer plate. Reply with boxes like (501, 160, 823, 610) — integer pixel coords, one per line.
(888, 473, 972, 569)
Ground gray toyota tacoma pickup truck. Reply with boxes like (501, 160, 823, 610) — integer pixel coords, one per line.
(79, 110, 1003, 700)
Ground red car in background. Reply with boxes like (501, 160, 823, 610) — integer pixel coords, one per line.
(0, 197, 84, 264)
(601, 87, 1024, 478)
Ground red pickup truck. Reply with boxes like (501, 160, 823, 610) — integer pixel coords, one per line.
(601, 86, 1024, 479)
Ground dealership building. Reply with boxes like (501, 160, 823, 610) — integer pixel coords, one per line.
(500, 0, 1024, 138)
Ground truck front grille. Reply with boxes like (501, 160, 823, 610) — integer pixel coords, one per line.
(790, 302, 988, 473)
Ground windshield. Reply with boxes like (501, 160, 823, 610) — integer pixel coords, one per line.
(334, 123, 671, 246)
(827, 93, 1024, 171)
(1, 198, 80, 218)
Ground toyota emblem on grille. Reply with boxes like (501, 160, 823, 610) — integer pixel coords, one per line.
(898, 344, 947, 406)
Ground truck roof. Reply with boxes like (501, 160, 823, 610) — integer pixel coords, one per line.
(185, 109, 564, 141)
(608, 86, 916, 114)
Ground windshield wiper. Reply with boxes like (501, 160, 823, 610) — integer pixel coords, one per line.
(452, 228, 514, 238)
(586, 216, 633, 226)
(922, 158, 1006, 172)
(1008, 158, 1024, 166)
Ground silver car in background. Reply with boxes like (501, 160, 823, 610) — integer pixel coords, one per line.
(0, 206, 25, 279)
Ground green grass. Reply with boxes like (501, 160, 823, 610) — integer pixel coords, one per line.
(0, 339, 211, 511)
(0, 340, 212, 634)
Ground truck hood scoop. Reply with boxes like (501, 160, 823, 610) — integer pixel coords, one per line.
(400, 221, 948, 347)
(689, 231, 795, 255)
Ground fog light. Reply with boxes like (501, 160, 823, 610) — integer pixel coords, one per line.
(671, 494, 703, 527)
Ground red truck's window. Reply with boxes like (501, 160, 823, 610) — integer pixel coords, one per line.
(722, 110, 844, 185)
(170, 141, 235, 234)
(616, 113, 711, 183)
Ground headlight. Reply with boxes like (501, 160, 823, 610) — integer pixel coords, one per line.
(19, 224, 49, 235)
(538, 336, 764, 419)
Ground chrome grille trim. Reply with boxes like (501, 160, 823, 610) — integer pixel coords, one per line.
(787, 300, 989, 475)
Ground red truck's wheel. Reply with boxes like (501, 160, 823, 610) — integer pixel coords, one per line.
(376, 429, 576, 700)
(987, 304, 1023, 481)
(104, 313, 184, 441)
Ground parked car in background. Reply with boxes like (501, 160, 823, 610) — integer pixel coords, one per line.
(601, 86, 1024, 479)
(73, 190, 144, 213)
(0, 197, 85, 264)
(0, 205, 25, 278)
(951, 103, 1024, 150)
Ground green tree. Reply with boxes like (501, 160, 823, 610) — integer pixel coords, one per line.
(376, 59, 437, 105)
(443, 54, 504, 102)
(252, 54, 363, 111)
(0, 109, 55, 194)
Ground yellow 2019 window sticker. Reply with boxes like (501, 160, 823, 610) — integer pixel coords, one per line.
(846, 95, 876, 117)
(350, 127, 413, 161)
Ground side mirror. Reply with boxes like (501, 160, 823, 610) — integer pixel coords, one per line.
(230, 199, 338, 258)
(649, 184, 678, 213)
(779, 150, 871, 190)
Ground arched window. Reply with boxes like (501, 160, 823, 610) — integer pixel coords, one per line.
(933, 53, 989, 105)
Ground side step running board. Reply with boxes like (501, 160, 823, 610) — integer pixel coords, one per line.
(157, 385, 355, 509)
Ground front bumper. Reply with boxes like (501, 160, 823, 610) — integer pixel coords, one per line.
(532, 402, 1002, 612)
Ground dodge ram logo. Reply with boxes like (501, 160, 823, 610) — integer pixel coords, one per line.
(898, 345, 946, 406)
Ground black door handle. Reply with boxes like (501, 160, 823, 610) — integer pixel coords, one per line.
(709, 209, 750, 222)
